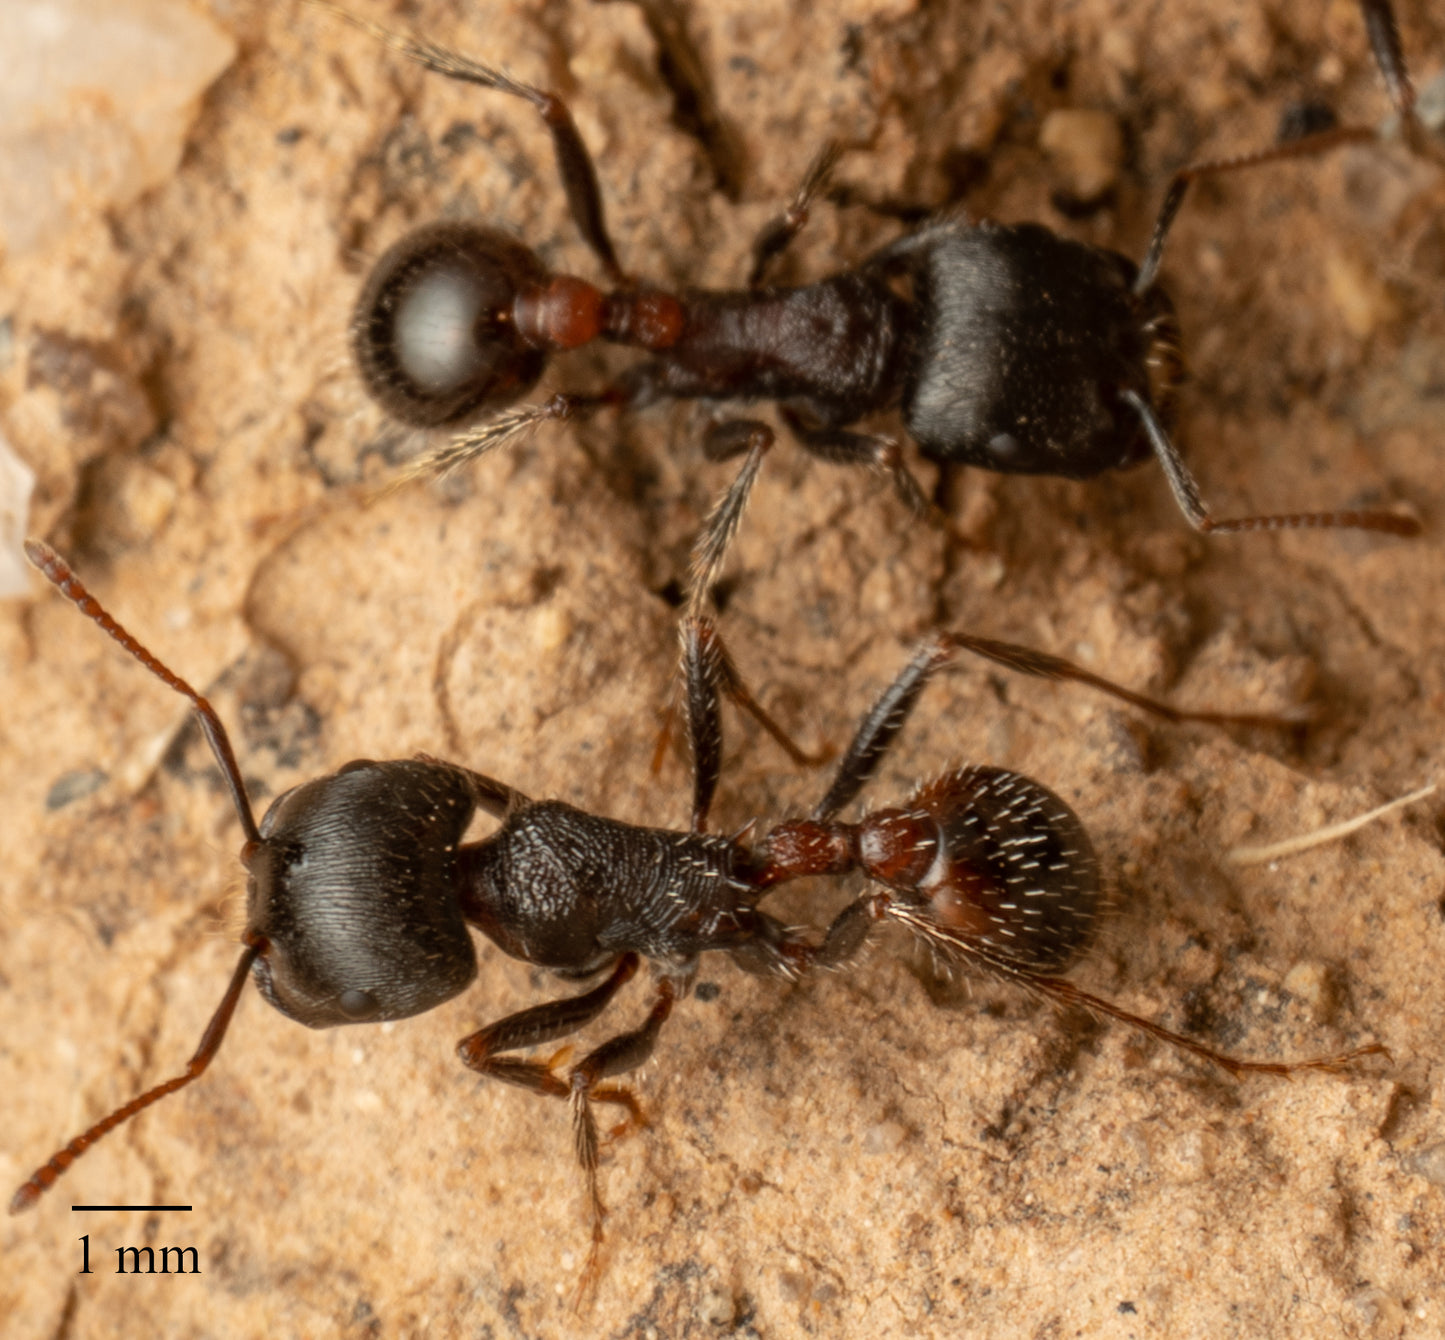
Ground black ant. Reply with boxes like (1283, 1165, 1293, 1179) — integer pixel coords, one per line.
(14, 540, 1385, 1293)
(331, 0, 1435, 549)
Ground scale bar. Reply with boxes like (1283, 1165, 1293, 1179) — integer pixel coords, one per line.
(72, 1204, 193, 1212)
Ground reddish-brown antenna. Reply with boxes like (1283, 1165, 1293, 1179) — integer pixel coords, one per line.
(13, 541, 269, 1213)
(24, 540, 262, 847)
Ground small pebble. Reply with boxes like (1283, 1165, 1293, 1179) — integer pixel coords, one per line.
(1404, 1142, 1445, 1188)
(1040, 109, 1125, 200)
(697, 1285, 736, 1327)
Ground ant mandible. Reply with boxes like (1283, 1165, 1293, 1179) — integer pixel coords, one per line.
(330, 0, 1433, 547)
(14, 540, 1385, 1292)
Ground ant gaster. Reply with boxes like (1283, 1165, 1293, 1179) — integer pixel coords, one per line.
(15, 540, 1384, 1291)
(335, 0, 1434, 544)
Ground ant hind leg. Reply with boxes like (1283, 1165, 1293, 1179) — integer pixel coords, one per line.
(747, 141, 844, 286)
(455, 955, 683, 1302)
(319, 3, 628, 283)
(681, 615, 821, 834)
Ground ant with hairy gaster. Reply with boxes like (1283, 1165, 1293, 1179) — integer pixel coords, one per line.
(14, 540, 1385, 1294)
(332, 0, 1434, 549)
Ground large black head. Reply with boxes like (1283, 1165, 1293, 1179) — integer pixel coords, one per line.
(895, 219, 1179, 478)
(352, 221, 550, 427)
(245, 759, 481, 1027)
(14, 545, 499, 1213)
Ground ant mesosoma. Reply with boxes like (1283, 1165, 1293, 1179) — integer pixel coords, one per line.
(332, 0, 1434, 548)
(15, 540, 1384, 1292)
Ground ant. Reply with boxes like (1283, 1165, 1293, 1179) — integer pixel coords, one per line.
(330, 0, 1435, 552)
(14, 540, 1385, 1294)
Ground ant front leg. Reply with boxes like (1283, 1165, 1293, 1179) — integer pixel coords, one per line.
(456, 954, 683, 1292)
(456, 955, 642, 1103)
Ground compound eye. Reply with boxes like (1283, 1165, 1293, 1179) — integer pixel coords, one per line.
(353, 221, 549, 428)
(337, 988, 381, 1022)
(986, 432, 1023, 464)
(337, 759, 378, 776)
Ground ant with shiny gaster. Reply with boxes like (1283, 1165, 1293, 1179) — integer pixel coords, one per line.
(330, 0, 1434, 556)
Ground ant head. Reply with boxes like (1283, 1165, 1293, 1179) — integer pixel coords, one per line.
(13, 544, 495, 1214)
(244, 760, 480, 1028)
(353, 220, 550, 427)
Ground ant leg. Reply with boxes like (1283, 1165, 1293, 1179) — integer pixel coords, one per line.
(1135, 0, 1441, 291)
(667, 477, 825, 800)
(885, 904, 1390, 1078)
(825, 183, 942, 228)
(1122, 390, 1421, 537)
(1362, 0, 1445, 165)
(699, 416, 773, 461)
(681, 415, 948, 787)
(934, 629, 1316, 730)
(729, 897, 893, 979)
(681, 615, 725, 832)
(811, 634, 956, 822)
(455, 955, 679, 1297)
(689, 421, 776, 617)
(385, 387, 629, 490)
(564, 974, 682, 1297)
(667, 418, 813, 790)
(394, 348, 700, 487)
(455, 955, 642, 1101)
(807, 894, 892, 968)
(681, 616, 819, 835)
(320, 4, 626, 283)
(689, 412, 935, 631)
(747, 141, 843, 287)
(811, 612, 1327, 827)
(1018, 972, 1390, 1078)
(780, 408, 936, 521)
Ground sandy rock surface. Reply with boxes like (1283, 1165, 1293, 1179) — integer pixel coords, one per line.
(1, 1, 1443, 1336)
